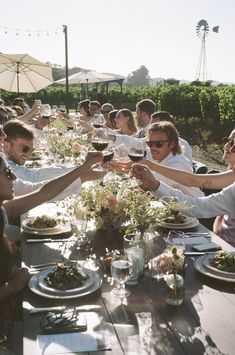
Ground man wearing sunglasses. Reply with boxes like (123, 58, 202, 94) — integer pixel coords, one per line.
(140, 121, 204, 197)
(3, 120, 76, 183)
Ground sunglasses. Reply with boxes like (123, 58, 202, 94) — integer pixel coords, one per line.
(146, 140, 169, 148)
(21, 145, 34, 153)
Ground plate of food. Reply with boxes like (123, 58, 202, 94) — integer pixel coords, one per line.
(202, 251, 235, 278)
(38, 264, 94, 295)
(22, 215, 71, 236)
(194, 253, 235, 283)
(28, 268, 102, 299)
(158, 215, 199, 229)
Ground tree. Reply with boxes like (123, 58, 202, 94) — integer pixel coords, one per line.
(126, 65, 150, 87)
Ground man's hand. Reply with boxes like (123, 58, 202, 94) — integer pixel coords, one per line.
(131, 164, 160, 191)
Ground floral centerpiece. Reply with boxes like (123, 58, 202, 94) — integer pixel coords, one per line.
(73, 178, 191, 233)
(46, 131, 89, 160)
(155, 247, 185, 305)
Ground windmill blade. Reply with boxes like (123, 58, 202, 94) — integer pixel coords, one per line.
(212, 25, 219, 33)
(196, 19, 209, 38)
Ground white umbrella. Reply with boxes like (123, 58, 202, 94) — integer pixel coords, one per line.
(55, 70, 124, 85)
(0, 53, 53, 94)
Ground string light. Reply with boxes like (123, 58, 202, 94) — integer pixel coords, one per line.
(0, 26, 61, 37)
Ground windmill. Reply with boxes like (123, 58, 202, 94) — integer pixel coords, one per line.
(195, 19, 219, 81)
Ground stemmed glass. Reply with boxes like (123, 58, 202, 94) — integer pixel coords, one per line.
(41, 104, 52, 119)
(71, 217, 88, 246)
(91, 128, 109, 171)
(111, 253, 133, 298)
(91, 113, 105, 128)
(128, 138, 146, 162)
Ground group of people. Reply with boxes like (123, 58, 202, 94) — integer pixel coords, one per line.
(0, 94, 235, 351)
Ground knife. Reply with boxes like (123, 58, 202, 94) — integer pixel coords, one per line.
(30, 304, 101, 314)
(26, 238, 72, 243)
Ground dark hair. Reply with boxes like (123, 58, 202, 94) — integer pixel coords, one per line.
(12, 105, 24, 116)
(116, 109, 137, 133)
(147, 121, 182, 155)
(136, 99, 156, 116)
(78, 99, 90, 116)
(151, 111, 173, 122)
(106, 109, 118, 129)
(89, 100, 101, 109)
(4, 119, 35, 141)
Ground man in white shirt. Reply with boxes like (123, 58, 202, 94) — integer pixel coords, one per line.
(3, 119, 74, 182)
(131, 163, 235, 246)
(140, 121, 203, 197)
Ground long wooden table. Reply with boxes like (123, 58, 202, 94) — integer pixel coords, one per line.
(21, 216, 235, 355)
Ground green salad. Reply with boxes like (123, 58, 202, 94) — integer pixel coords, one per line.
(209, 251, 235, 272)
(44, 264, 88, 290)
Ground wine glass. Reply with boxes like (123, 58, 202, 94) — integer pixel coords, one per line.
(91, 113, 105, 128)
(111, 253, 133, 298)
(41, 104, 52, 119)
(128, 138, 145, 162)
(166, 231, 186, 254)
(91, 128, 109, 171)
(58, 104, 66, 113)
(71, 218, 88, 246)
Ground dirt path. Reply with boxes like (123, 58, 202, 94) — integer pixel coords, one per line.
(192, 144, 226, 172)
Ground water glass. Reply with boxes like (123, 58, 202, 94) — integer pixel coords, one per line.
(71, 218, 87, 246)
(124, 233, 144, 285)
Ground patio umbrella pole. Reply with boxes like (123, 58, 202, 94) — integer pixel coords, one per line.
(17, 61, 20, 95)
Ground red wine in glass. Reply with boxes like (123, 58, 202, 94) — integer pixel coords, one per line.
(42, 115, 50, 120)
(92, 142, 108, 151)
(103, 151, 114, 162)
(128, 153, 144, 162)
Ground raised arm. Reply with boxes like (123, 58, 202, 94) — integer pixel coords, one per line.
(4, 152, 104, 223)
(138, 158, 234, 190)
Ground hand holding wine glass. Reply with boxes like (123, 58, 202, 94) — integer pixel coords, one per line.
(111, 252, 133, 298)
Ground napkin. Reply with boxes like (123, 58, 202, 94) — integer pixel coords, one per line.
(36, 330, 111, 354)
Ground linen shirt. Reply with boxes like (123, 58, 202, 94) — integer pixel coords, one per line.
(13, 176, 81, 201)
(154, 181, 235, 217)
(7, 158, 74, 183)
(152, 152, 204, 197)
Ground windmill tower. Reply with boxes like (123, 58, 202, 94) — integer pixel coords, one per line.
(195, 19, 219, 81)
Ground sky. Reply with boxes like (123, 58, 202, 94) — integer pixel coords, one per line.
(1, 0, 234, 83)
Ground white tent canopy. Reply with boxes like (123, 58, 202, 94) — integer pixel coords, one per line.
(55, 70, 125, 85)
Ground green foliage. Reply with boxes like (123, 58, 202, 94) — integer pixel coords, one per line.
(126, 65, 150, 87)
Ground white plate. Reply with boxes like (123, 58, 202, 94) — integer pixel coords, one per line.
(38, 267, 94, 295)
(22, 221, 71, 236)
(28, 269, 102, 299)
(158, 216, 199, 230)
(22, 217, 60, 233)
(202, 253, 235, 279)
(194, 255, 235, 283)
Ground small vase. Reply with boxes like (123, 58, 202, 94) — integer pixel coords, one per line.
(165, 273, 184, 306)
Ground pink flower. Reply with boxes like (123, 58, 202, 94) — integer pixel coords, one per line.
(106, 195, 117, 209)
(155, 252, 174, 274)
